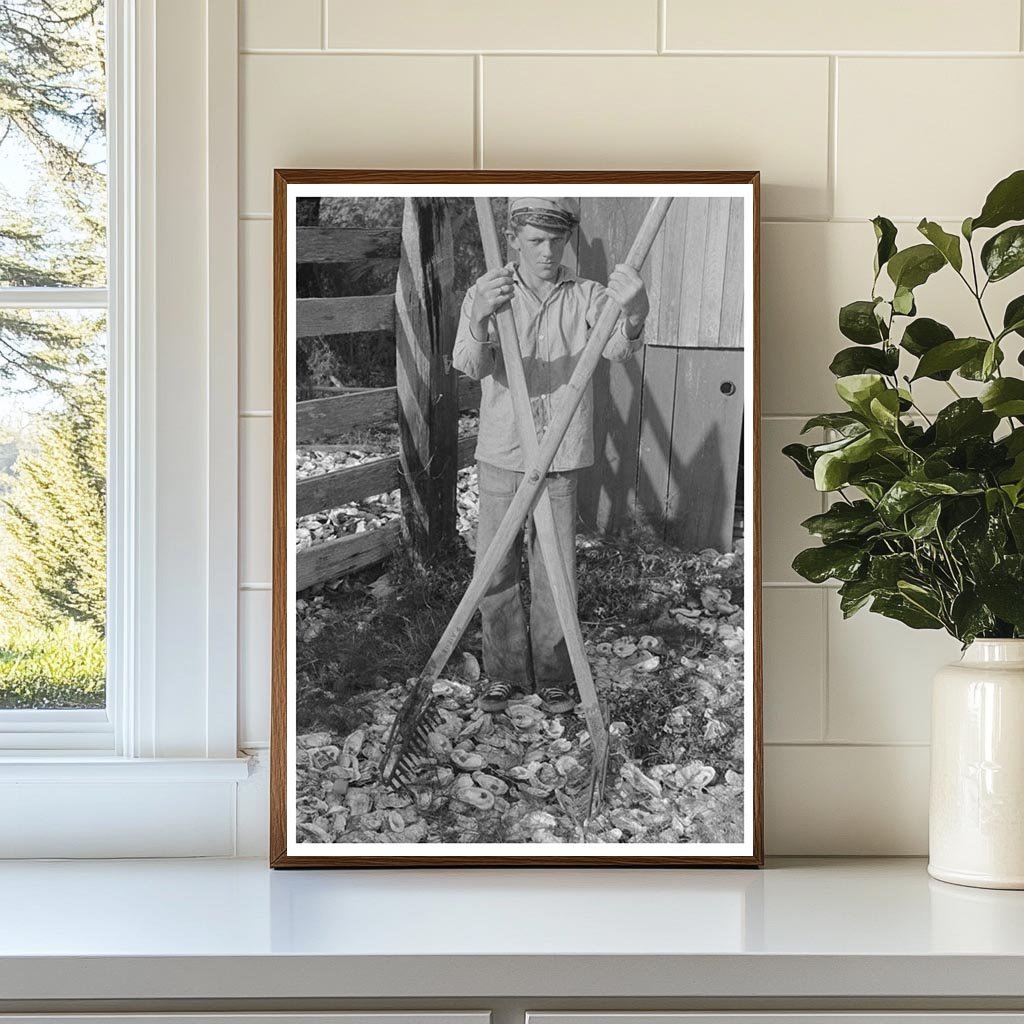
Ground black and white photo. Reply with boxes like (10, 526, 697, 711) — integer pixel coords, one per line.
(271, 172, 762, 866)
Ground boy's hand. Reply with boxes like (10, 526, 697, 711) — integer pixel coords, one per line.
(471, 266, 515, 323)
(607, 264, 650, 320)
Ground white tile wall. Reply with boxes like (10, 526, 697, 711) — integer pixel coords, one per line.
(239, 219, 272, 412)
(236, 0, 1024, 853)
(835, 58, 1024, 221)
(482, 56, 831, 220)
(326, 0, 659, 52)
(664, 0, 1021, 53)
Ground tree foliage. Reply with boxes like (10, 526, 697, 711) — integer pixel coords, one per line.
(785, 169, 1024, 644)
(0, 0, 106, 396)
(0, 370, 105, 631)
(0, 1, 107, 654)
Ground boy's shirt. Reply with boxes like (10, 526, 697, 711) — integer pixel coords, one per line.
(452, 262, 644, 472)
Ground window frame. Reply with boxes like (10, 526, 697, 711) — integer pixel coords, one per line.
(0, 0, 248, 858)
(0, 5, 118, 750)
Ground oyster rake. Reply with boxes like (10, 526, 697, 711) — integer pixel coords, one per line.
(381, 196, 674, 813)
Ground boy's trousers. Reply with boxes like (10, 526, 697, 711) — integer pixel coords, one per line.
(475, 459, 578, 690)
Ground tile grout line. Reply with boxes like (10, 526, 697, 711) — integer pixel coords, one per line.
(820, 586, 830, 743)
(1021, 0, 1024, 51)
(766, 740, 931, 748)
(321, 0, 328, 50)
(657, 0, 666, 53)
(474, 54, 483, 170)
(237, 47, 1024, 57)
(827, 55, 838, 220)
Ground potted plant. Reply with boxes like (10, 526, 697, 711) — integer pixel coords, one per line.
(785, 168, 1024, 889)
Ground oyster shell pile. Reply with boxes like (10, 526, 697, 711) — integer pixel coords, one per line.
(295, 533, 746, 846)
(295, 651, 743, 846)
(296, 415, 480, 553)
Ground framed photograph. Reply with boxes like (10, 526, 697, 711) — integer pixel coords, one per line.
(271, 170, 762, 867)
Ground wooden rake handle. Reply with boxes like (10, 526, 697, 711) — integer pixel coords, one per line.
(420, 196, 674, 683)
(473, 196, 610, 790)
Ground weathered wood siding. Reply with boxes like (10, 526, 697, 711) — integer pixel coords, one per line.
(578, 196, 745, 551)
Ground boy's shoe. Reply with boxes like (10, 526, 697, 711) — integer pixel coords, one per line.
(538, 686, 576, 715)
(477, 681, 514, 712)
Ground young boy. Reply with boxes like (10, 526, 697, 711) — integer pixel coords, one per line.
(452, 197, 650, 714)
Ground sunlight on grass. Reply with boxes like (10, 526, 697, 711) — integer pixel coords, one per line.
(0, 620, 105, 709)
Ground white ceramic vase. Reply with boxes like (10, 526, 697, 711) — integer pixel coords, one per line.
(929, 639, 1024, 889)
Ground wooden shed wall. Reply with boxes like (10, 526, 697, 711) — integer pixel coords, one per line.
(576, 197, 746, 552)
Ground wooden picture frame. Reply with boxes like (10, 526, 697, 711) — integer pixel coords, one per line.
(271, 170, 763, 867)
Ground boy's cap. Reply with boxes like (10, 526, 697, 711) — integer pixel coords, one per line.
(508, 196, 580, 230)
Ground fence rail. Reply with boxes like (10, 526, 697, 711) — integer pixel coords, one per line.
(295, 434, 476, 590)
(296, 377, 480, 445)
(294, 200, 473, 592)
(296, 520, 403, 592)
(295, 226, 400, 264)
(295, 294, 395, 338)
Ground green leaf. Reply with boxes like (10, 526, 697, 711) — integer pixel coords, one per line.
(900, 319, 955, 380)
(792, 542, 866, 584)
(933, 399, 999, 445)
(868, 552, 915, 587)
(877, 479, 958, 523)
(839, 299, 887, 345)
(976, 577, 1024, 629)
(962, 216, 974, 241)
(835, 373, 887, 414)
(908, 500, 942, 540)
(1004, 295, 1024, 340)
(829, 345, 899, 378)
(782, 442, 814, 479)
(838, 578, 878, 617)
(917, 219, 963, 272)
(892, 286, 916, 316)
(800, 412, 865, 434)
(950, 592, 995, 644)
(872, 215, 898, 277)
(841, 432, 888, 469)
(982, 341, 1000, 380)
(981, 225, 1024, 283)
(980, 378, 1024, 418)
(868, 389, 902, 431)
(971, 168, 1024, 232)
(871, 594, 943, 630)
(960, 343, 1004, 381)
(887, 243, 946, 291)
(800, 501, 879, 543)
(911, 337, 988, 381)
(814, 450, 850, 491)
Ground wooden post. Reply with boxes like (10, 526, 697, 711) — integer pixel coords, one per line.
(394, 198, 458, 558)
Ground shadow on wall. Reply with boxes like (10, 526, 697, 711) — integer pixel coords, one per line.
(576, 214, 743, 554)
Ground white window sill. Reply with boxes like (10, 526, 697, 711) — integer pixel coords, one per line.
(0, 754, 253, 782)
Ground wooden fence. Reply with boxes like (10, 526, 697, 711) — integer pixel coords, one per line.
(295, 199, 479, 591)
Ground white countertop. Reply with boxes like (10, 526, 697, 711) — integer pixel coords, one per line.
(1, 857, 1023, 1002)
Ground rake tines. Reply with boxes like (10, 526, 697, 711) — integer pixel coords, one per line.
(379, 676, 445, 793)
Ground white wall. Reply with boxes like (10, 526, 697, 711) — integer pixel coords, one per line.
(234, 0, 1024, 855)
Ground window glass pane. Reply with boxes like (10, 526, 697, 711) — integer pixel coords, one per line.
(0, 1, 107, 288)
(0, 309, 106, 709)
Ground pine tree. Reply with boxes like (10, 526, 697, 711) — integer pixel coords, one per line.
(0, 372, 105, 632)
(0, 0, 106, 395)
(0, 2, 107, 645)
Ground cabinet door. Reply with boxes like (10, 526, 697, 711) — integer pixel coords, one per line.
(527, 1016, 1024, 1024)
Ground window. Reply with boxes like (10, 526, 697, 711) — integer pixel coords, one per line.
(0, 0, 246, 856)
(0, 0, 112, 748)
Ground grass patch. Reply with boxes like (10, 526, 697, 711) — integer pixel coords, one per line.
(0, 620, 105, 709)
(296, 538, 477, 734)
